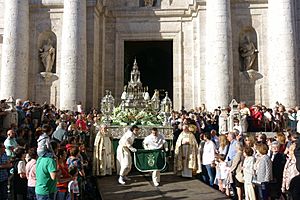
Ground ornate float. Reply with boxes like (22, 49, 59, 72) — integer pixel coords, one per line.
(100, 59, 173, 139)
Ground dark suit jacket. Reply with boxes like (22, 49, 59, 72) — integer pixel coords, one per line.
(269, 152, 286, 198)
(272, 152, 286, 184)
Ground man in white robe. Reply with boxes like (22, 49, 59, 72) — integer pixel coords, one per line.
(116, 125, 139, 184)
(143, 127, 168, 186)
(174, 124, 198, 177)
(93, 124, 115, 176)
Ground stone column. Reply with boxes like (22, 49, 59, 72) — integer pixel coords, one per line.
(60, 0, 87, 110)
(205, 0, 233, 111)
(268, 0, 296, 108)
(0, 0, 29, 100)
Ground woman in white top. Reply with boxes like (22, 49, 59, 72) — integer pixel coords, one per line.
(243, 147, 256, 200)
(218, 134, 229, 155)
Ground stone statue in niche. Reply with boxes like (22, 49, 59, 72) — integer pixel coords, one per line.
(40, 39, 56, 73)
(239, 35, 258, 71)
(144, 0, 154, 7)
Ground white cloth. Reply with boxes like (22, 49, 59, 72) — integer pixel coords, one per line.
(116, 130, 136, 176)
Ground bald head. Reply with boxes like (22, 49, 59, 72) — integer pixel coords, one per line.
(7, 129, 16, 138)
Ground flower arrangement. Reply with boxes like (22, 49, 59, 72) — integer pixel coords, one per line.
(106, 106, 164, 126)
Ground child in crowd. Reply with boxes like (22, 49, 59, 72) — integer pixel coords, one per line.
(67, 166, 80, 200)
(67, 146, 86, 198)
(37, 124, 54, 157)
(215, 154, 229, 194)
(66, 147, 85, 177)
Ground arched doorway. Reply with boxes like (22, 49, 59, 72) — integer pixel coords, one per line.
(124, 40, 173, 100)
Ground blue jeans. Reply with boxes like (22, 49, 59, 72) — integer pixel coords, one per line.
(204, 164, 216, 186)
(54, 191, 67, 200)
(257, 182, 269, 200)
(27, 187, 36, 200)
(36, 193, 55, 200)
(0, 180, 8, 200)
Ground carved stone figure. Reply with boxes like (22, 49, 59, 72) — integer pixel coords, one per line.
(40, 39, 56, 73)
(239, 36, 258, 71)
(121, 86, 127, 100)
(144, 0, 154, 7)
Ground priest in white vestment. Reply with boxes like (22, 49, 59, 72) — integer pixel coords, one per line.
(174, 124, 198, 177)
(93, 124, 115, 176)
(116, 125, 139, 184)
(143, 127, 168, 186)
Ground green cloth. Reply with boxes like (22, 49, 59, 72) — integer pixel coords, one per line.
(134, 149, 166, 172)
(35, 157, 57, 195)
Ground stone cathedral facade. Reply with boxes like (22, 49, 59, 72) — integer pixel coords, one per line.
(0, 0, 299, 111)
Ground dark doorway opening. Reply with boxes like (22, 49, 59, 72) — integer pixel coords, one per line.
(124, 41, 173, 100)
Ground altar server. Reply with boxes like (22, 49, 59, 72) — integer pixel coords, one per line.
(116, 125, 139, 184)
(143, 127, 168, 186)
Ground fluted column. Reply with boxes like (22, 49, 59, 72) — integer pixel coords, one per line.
(0, 0, 29, 100)
(268, 0, 296, 108)
(205, 0, 233, 110)
(60, 0, 87, 110)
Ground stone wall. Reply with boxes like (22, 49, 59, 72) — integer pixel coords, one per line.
(0, 0, 298, 111)
(231, 1, 268, 105)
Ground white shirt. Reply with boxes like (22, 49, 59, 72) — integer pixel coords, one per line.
(119, 130, 136, 150)
(143, 133, 166, 150)
(202, 140, 216, 165)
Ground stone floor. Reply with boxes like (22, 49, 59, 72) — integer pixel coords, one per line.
(97, 172, 229, 200)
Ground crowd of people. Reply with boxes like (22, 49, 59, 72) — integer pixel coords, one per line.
(171, 102, 300, 200)
(0, 98, 300, 200)
(0, 99, 101, 200)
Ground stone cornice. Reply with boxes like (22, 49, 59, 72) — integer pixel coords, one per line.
(29, 0, 99, 8)
(110, 2, 201, 18)
(231, 0, 268, 3)
(198, 0, 268, 4)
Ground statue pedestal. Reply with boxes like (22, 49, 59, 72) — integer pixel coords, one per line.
(3, 110, 17, 129)
(245, 69, 263, 81)
(239, 70, 263, 105)
(40, 72, 58, 82)
(35, 72, 59, 104)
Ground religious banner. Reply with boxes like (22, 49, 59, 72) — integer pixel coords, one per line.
(134, 149, 167, 172)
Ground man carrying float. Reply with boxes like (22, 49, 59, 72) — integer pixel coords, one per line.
(142, 127, 168, 186)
